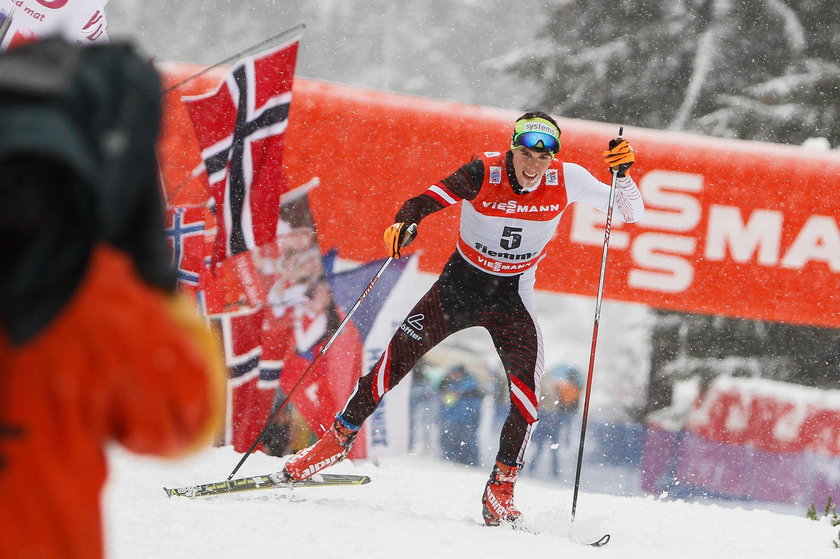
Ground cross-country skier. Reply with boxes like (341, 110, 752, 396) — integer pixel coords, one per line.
(282, 111, 644, 525)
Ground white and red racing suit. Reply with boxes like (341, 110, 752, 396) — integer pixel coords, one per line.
(339, 150, 644, 466)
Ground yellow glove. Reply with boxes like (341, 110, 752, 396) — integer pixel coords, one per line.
(603, 138, 635, 177)
(383, 222, 417, 258)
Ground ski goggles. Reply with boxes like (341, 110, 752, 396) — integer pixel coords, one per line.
(511, 117, 561, 153)
(512, 131, 560, 153)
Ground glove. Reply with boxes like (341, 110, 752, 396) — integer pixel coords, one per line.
(383, 222, 418, 258)
(603, 138, 635, 177)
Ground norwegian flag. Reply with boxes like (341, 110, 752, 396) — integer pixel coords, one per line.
(211, 308, 265, 452)
(182, 34, 300, 266)
(164, 205, 206, 290)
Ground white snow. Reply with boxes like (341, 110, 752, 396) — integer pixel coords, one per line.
(95, 275, 840, 558)
(103, 445, 839, 558)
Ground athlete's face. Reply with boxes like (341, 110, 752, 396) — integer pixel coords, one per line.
(511, 146, 554, 190)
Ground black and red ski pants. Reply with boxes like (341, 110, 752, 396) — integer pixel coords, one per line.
(339, 253, 545, 467)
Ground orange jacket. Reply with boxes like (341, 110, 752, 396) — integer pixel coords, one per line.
(0, 244, 225, 559)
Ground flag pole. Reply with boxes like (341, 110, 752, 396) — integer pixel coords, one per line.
(163, 23, 306, 94)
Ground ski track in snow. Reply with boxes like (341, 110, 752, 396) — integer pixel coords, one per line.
(104, 446, 837, 558)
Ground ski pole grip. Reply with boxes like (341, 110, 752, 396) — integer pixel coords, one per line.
(609, 126, 625, 177)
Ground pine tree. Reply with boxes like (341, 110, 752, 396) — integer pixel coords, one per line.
(807, 497, 840, 547)
(503, 0, 840, 145)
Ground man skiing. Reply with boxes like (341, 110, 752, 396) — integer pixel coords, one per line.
(282, 111, 644, 525)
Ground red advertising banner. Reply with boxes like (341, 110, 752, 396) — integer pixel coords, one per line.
(687, 376, 840, 455)
(157, 65, 839, 329)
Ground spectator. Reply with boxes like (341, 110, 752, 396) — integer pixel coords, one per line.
(529, 364, 582, 478)
(408, 359, 437, 454)
(0, 39, 225, 559)
(487, 365, 510, 434)
(262, 391, 294, 457)
(438, 364, 484, 466)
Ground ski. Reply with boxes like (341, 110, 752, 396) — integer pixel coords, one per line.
(590, 534, 610, 547)
(164, 472, 371, 498)
(498, 520, 610, 546)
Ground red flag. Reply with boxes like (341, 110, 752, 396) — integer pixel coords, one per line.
(182, 35, 300, 266)
(212, 309, 267, 452)
(278, 300, 363, 438)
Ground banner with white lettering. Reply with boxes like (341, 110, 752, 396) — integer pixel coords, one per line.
(273, 82, 840, 329)
(563, 148, 839, 328)
(156, 71, 840, 328)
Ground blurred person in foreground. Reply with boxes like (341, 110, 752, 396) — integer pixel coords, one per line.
(0, 39, 225, 559)
(282, 111, 644, 526)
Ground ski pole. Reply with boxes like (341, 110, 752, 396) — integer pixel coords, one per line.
(227, 256, 393, 479)
(227, 226, 415, 479)
(570, 127, 623, 520)
(163, 23, 306, 94)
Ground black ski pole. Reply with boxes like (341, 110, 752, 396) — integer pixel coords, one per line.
(163, 23, 306, 94)
(571, 127, 623, 520)
(227, 226, 416, 480)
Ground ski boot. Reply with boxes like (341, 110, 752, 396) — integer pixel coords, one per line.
(282, 417, 358, 481)
(481, 461, 522, 526)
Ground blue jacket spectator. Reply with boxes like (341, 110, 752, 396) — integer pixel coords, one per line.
(438, 364, 483, 465)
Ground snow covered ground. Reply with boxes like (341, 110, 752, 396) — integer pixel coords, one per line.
(98, 277, 840, 557)
(103, 445, 839, 558)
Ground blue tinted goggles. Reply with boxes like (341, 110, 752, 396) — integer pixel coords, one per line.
(512, 131, 560, 153)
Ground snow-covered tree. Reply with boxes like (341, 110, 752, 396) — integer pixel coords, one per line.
(501, 0, 840, 145)
(107, 0, 548, 108)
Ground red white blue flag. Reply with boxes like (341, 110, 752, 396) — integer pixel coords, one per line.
(164, 205, 206, 290)
(182, 34, 300, 266)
